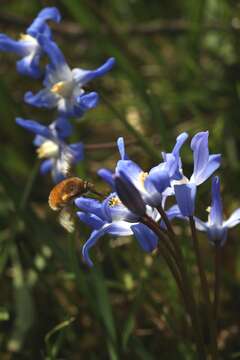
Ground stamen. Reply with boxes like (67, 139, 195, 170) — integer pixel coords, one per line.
(139, 171, 148, 188)
(50, 81, 75, 98)
(207, 206, 211, 222)
(51, 81, 65, 94)
(108, 196, 122, 207)
(37, 140, 59, 159)
(19, 33, 37, 42)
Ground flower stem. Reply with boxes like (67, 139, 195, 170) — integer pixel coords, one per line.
(141, 216, 186, 305)
(157, 206, 207, 358)
(189, 216, 218, 360)
(142, 214, 206, 359)
(213, 245, 221, 341)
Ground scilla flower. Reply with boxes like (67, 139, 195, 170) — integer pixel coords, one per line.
(16, 117, 83, 183)
(174, 131, 221, 217)
(195, 176, 240, 246)
(0, 7, 61, 78)
(24, 36, 115, 117)
(75, 193, 159, 266)
(99, 133, 188, 207)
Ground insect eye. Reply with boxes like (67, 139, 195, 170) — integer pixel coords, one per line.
(67, 183, 77, 192)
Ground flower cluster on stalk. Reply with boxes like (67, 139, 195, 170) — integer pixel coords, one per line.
(3, 7, 240, 268)
(75, 133, 240, 266)
(1, 7, 115, 183)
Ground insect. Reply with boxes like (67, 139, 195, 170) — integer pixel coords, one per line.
(49, 177, 103, 232)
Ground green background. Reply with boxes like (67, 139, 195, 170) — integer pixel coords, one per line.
(1, 0, 240, 358)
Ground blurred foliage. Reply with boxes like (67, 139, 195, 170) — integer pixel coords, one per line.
(1, 0, 240, 359)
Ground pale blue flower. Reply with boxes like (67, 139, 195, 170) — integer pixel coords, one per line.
(0, 7, 61, 78)
(195, 176, 240, 245)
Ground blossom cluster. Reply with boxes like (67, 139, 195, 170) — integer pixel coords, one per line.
(75, 134, 240, 266)
(1, 7, 115, 182)
(2, 7, 240, 268)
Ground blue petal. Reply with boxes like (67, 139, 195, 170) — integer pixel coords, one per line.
(164, 153, 180, 179)
(0, 34, 28, 55)
(191, 131, 209, 180)
(107, 221, 133, 236)
(161, 132, 188, 180)
(73, 92, 99, 117)
(38, 36, 66, 70)
(131, 223, 158, 252)
(194, 217, 208, 231)
(82, 222, 127, 267)
(172, 132, 189, 156)
(165, 204, 183, 221)
(143, 178, 163, 207)
(191, 154, 221, 185)
(40, 159, 53, 174)
(69, 143, 84, 162)
(52, 117, 73, 139)
(223, 208, 240, 228)
(75, 197, 104, 220)
(174, 183, 197, 217)
(77, 211, 105, 230)
(97, 168, 115, 189)
(116, 160, 143, 188)
(33, 134, 45, 146)
(117, 137, 128, 160)
(72, 57, 115, 85)
(207, 226, 228, 246)
(102, 192, 138, 223)
(147, 164, 170, 193)
(209, 176, 223, 226)
(115, 173, 146, 217)
(16, 54, 42, 79)
(27, 7, 61, 37)
(24, 89, 58, 108)
(16, 117, 51, 138)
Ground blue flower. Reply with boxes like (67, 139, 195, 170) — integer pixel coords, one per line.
(75, 193, 160, 266)
(114, 172, 146, 217)
(195, 176, 240, 246)
(98, 134, 188, 207)
(0, 7, 61, 78)
(24, 36, 115, 117)
(16, 117, 84, 183)
(174, 131, 221, 216)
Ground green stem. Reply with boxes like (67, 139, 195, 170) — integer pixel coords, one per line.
(141, 216, 186, 308)
(156, 206, 206, 358)
(213, 245, 221, 341)
(141, 214, 206, 359)
(189, 216, 218, 360)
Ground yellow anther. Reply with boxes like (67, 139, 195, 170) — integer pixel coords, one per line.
(51, 81, 65, 94)
(19, 33, 35, 42)
(108, 196, 122, 207)
(139, 171, 148, 188)
(36, 140, 58, 159)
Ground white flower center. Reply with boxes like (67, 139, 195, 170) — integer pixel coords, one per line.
(19, 33, 39, 54)
(51, 80, 76, 98)
(37, 140, 59, 158)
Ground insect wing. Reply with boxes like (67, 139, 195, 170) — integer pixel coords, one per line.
(58, 206, 75, 233)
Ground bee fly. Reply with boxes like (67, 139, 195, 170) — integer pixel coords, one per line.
(48, 177, 103, 232)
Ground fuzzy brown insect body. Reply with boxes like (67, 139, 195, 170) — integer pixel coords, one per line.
(48, 177, 95, 211)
